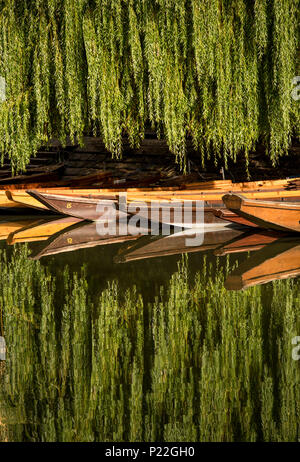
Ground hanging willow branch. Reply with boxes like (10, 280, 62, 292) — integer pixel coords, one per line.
(0, 0, 299, 172)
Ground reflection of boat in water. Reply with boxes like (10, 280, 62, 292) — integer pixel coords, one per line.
(30, 220, 151, 260)
(115, 228, 242, 263)
(214, 230, 283, 256)
(0, 216, 47, 241)
(0, 304, 5, 361)
(222, 194, 300, 233)
(224, 237, 300, 290)
(7, 216, 82, 245)
(212, 208, 259, 228)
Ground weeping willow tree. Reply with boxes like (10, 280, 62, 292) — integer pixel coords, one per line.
(0, 0, 299, 172)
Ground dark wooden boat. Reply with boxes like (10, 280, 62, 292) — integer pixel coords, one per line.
(26, 190, 232, 227)
(125, 202, 232, 229)
(222, 194, 300, 233)
(30, 220, 150, 259)
(115, 228, 242, 263)
(214, 230, 283, 256)
(27, 189, 298, 230)
(26, 190, 127, 221)
(0, 163, 64, 185)
(224, 238, 300, 290)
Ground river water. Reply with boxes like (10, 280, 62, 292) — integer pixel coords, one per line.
(0, 216, 299, 442)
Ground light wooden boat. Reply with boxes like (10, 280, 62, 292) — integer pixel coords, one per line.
(0, 191, 29, 210)
(1, 188, 284, 212)
(222, 194, 300, 233)
(6, 189, 123, 211)
(1, 175, 299, 216)
(124, 188, 300, 229)
(2, 175, 300, 209)
(224, 238, 300, 290)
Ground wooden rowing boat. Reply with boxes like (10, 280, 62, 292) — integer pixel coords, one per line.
(21, 186, 300, 225)
(26, 190, 130, 221)
(6, 189, 125, 211)
(25, 190, 236, 227)
(124, 188, 300, 228)
(2, 175, 300, 213)
(222, 194, 300, 233)
(224, 238, 300, 290)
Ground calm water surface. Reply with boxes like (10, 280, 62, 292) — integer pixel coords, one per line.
(0, 218, 299, 442)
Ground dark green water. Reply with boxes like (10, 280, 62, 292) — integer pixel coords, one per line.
(0, 225, 299, 442)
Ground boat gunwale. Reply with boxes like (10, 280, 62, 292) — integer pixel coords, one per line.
(223, 193, 300, 210)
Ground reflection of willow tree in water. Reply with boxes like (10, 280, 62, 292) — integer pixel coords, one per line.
(0, 363, 8, 442)
(0, 246, 299, 442)
(0, 1, 299, 171)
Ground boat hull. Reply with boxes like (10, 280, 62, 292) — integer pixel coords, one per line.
(222, 194, 300, 233)
(27, 191, 127, 221)
(27, 190, 230, 227)
(126, 203, 231, 229)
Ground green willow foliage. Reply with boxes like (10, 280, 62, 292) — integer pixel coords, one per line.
(0, 247, 299, 441)
(0, 1, 298, 172)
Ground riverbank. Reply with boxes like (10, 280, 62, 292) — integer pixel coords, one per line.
(1, 136, 299, 187)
